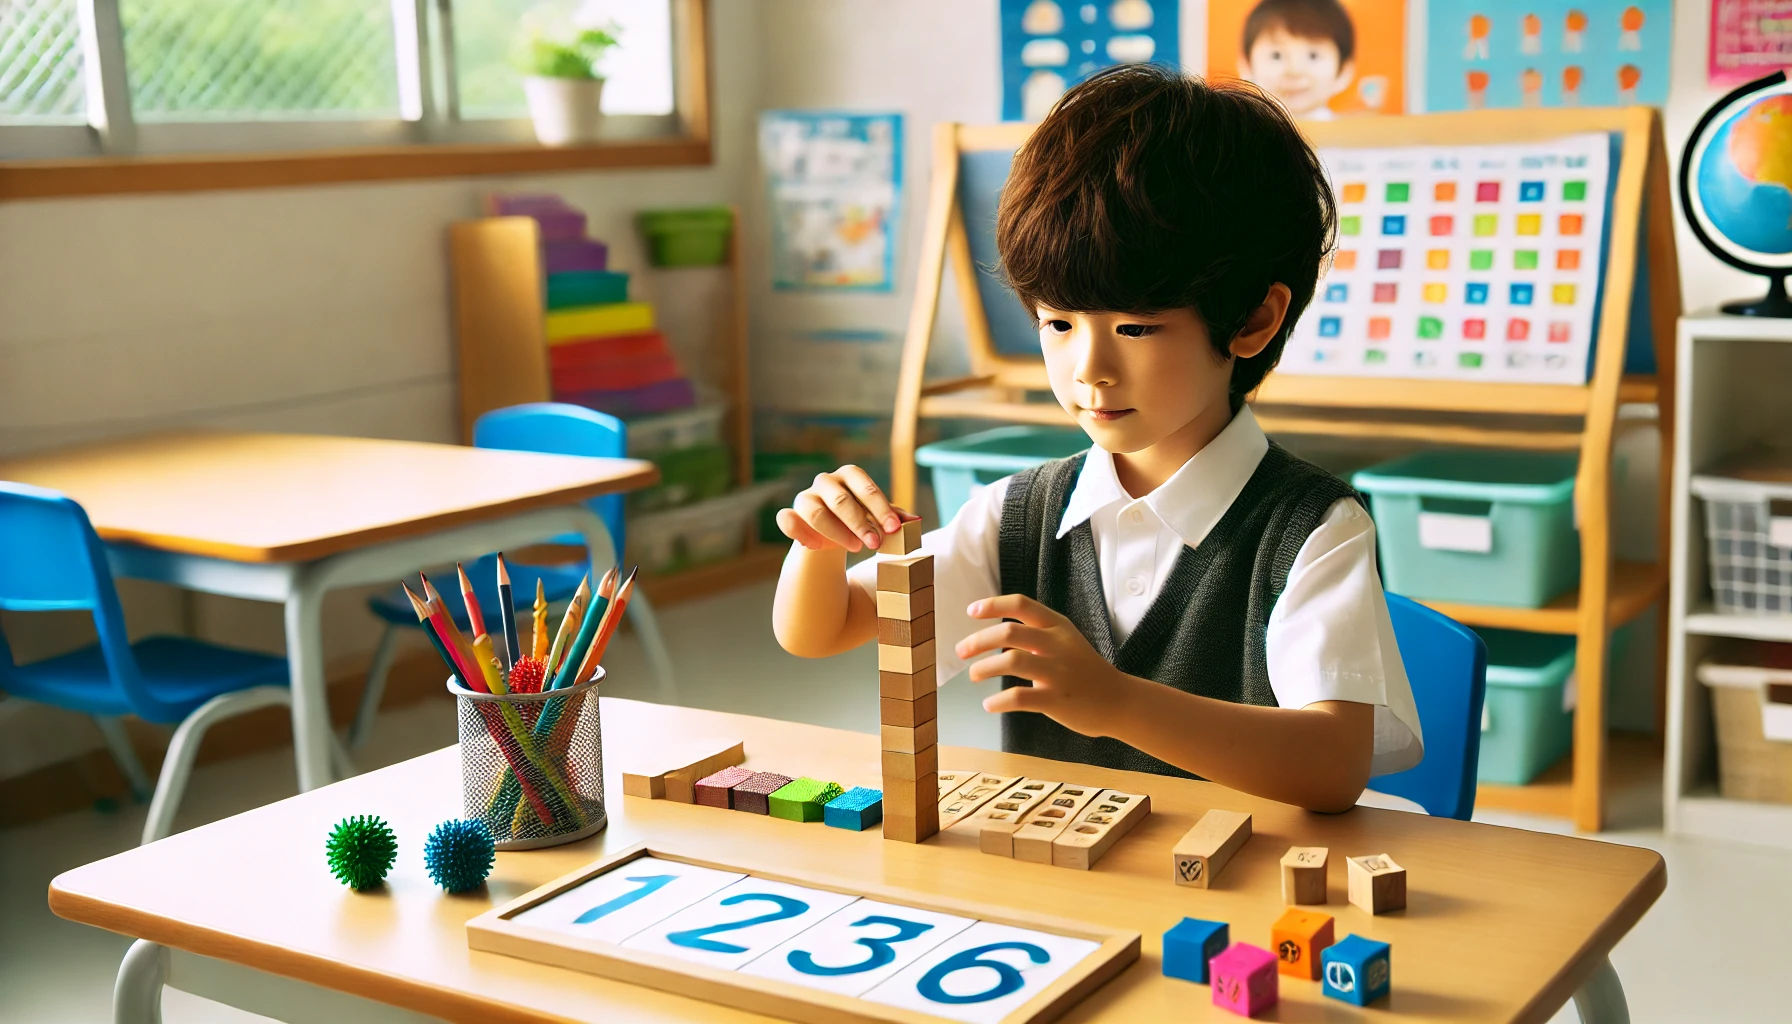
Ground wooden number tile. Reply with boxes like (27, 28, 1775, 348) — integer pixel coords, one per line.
(875, 554, 934, 594)
(962, 780, 1064, 857)
(880, 518, 924, 555)
(621, 738, 745, 801)
(1281, 846, 1330, 905)
(938, 774, 1022, 830)
(1171, 809, 1253, 889)
(876, 585, 934, 621)
(879, 667, 937, 701)
(1271, 907, 1335, 980)
(880, 718, 939, 754)
(877, 638, 936, 675)
(936, 770, 975, 796)
(1010, 784, 1101, 863)
(1347, 854, 1407, 914)
(881, 744, 940, 782)
(693, 765, 755, 809)
(877, 611, 936, 648)
(730, 772, 793, 815)
(978, 819, 1025, 857)
(1050, 789, 1151, 870)
(880, 691, 938, 729)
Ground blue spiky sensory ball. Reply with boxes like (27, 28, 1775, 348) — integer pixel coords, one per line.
(423, 818, 496, 892)
(325, 815, 397, 891)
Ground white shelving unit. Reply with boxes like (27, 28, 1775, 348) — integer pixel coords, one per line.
(1666, 311, 1792, 850)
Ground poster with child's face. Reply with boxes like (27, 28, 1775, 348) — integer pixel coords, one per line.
(1206, 0, 1406, 119)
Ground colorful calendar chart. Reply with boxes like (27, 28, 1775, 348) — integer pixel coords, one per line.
(1285, 133, 1613, 384)
(469, 845, 1139, 1024)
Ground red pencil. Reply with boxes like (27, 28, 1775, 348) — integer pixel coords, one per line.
(457, 562, 487, 639)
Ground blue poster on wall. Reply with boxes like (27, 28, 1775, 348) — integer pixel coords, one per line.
(760, 111, 902, 292)
(1000, 0, 1180, 121)
(1425, 1, 1673, 112)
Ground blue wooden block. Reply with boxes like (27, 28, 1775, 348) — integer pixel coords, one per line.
(1163, 917, 1229, 984)
(823, 787, 883, 831)
(1321, 934, 1391, 1006)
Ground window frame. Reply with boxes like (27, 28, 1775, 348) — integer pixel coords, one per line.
(0, 0, 712, 200)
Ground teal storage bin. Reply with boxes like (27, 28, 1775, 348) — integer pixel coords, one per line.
(1352, 450, 1580, 608)
(546, 270, 628, 310)
(1475, 628, 1576, 785)
(915, 426, 1089, 522)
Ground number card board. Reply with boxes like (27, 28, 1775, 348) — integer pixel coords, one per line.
(467, 844, 1139, 1024)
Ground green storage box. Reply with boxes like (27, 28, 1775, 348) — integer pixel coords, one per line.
(546, 270, 628, 310)
(637, 206, 733, 267)
(915, 426, 1090, 522)
(1475, 628, 1577, 785)
(1352, 450, 1580, 608)
(629, 441, 732, 513)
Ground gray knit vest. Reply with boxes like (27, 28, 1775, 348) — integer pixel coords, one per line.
(996, 441, 1360, 778)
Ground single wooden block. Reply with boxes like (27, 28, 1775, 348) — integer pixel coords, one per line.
(877, 638, 936, 675)
(875, 553, 934, 593)
(1210, 943, 1279, 1017)
(938, 773, 1023, 830)
(823, 787, 883, 831)
(619, 738, 745, 802)
(879, 691, 937, 728)
(1322, 934, 1392, 1006)
(766, 777, 844, 822)
(881, 806, 939, 843)
(882, 774, 934, 818)
(877, 611, 936, 647)
(692, 765, 754, 809)
(878, 668, 937, 701)
(881, 518, 924, 555)
(662, 741, 748, 804)
(1010, 784, 1101, 863)
(1162, 917, 1230, 985)
(1271, 907, 1336, 981)
(876, 585, 934, 621)
(881, 744, 939, 781)
(1347, 854, 1407, 914)
(1171, 809, 1253, 889)
(978, 819, 1025, 857)
(1281, 846, 1330, 905)
(880, 718, 938, 754)
(1051, 789, 1150, 870)
(729, 772, 792, 815)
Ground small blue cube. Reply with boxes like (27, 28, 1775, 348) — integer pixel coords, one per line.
(823, 787, 882, 831)
(1162, 917, 1229, 984)
(1322, 934, 1391, 1006)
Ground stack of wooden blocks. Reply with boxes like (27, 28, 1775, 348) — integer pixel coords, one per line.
(876, 520, 937, 843)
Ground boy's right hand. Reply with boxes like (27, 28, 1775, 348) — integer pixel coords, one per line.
(776, 465, 908, 553)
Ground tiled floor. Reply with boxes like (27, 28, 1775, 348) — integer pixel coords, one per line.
(2, 582, 1786, 1021)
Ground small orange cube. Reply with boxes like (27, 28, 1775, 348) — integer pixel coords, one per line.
(1272, 907, 1336, 980)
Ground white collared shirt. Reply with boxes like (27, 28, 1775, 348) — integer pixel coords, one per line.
(851, 406, 1424, 776)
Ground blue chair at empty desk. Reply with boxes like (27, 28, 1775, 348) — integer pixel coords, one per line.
(1367, 593, 1489, 820)
(0, 482, 347, 845)
(353, 403, 676, 746)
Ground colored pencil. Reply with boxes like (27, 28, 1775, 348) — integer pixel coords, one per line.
(545, 574, 591, 676)
(473, 634, 509, 694)
(457, 563, 487, 640)
(531, 578, 549, 660)
(495, 554, 521, 668)
(573, 566, 636, 688)
(403, 584, 464, 682)
(419, 572, 476, 672)
(550, 568, 614, 691)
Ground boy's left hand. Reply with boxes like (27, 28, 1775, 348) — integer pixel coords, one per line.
(958, 595, 1137, 738)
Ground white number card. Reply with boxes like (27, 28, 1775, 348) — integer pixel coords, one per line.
(509, 856, 743, 945)
(623, 877, 858, 970)
(862, 920, 1100, 1024)
(740, 898, 977, 997)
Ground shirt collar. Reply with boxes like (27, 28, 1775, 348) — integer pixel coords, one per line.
(1056, 405, 1271, 548)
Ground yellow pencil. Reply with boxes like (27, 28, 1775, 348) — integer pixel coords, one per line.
(531, 578, 549, 660)
(545, 573, 591, 675)
(472, 633, 509, 695)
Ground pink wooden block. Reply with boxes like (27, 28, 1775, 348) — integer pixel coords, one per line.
(1210, 943, 1278, 1017)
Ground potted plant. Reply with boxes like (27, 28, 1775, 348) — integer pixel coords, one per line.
(516, 24, 619, 146)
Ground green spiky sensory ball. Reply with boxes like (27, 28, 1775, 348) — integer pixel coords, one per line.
(423, 818, 496, 893)
(324, 814, 397, 891)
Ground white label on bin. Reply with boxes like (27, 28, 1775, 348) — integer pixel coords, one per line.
(1763, 698, 1792, 744)
(1563, 671, 1578, 713)
(1770, 517, 1792, 550)
(1417, 512, 1493, 553)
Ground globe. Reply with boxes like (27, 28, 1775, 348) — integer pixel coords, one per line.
(1681, 72, 1792, 316)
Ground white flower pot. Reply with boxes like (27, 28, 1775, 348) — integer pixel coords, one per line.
(523, 76, 605, 146)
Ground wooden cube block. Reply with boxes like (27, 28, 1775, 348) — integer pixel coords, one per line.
(1051, 789, 1151, 870)
(978, 819, 1024, 856)
(767, 777, 844, 822)
(1009, 784, 1100, 862)
(881, 744, 939, 781)
(880, 719, 938, 754)
(823, 787, 883, 831)
(620, 738, 745, 801)
(882, 774, 934, 818)
(1171, 809, 1252, 889)
(877, 611, 936, 647)
(877, 638, 936, 675)
(963, 780, 1062, 855)
(938, 774, 1022, 830)
(692, 765, 754, 809)
(729, 772, 791, 815)
(880, 691, 937, 729)
(1281, 846, 1330, 905)
(1271, 907, 1335, 980)
(877, 586, 934, 621)
(1347, 854, 1407, 914)
(1162, 917, 1229, 985)
(1210, 943, 1278, 1018)
(1322, 934, 1392, 1006)
(879, 668, 936, 701)
(881, 518, 923, 555)
(881, 806, 939, 843)
(875, 554, 933, 593)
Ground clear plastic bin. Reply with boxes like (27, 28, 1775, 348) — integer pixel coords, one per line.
(627, 480, 786, 575)
(915, 426, 1090, 522)
(627, 401, 728, 458)
(1691, 474, 1792, 616)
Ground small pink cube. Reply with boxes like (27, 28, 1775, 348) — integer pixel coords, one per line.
(1210, 943, 1279, 1017)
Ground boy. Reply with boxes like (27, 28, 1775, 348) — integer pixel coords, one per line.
(772, 66, 1419, 813)
(1237, 0, 1356, 121)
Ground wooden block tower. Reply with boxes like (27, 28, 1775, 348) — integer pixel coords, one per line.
(877, 520, 938, 843)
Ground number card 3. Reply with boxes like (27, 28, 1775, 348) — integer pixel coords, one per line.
(862, 921, 1101, 1024)
(508, 856, 743, 944)
(740, 898, 976, 997)
(624, 877, 858, 970)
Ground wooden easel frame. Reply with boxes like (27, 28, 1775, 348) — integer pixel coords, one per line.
(891, 108, 1681, 832)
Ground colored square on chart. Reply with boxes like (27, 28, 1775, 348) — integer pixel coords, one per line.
(1473, 214, 1498, 236)
(1333, 250, 1358, 270)
(1426, 249, 1449, 269)
(1318, 316, 1342, 338)
(1557, 249, 1581, 270)
(1372, 282, 1397, 303)
(1367, 317, 1392, 340)
(1515, 250, 1539, 270)
(1507, 318, 1531, 341)
(1429, 215, 1454, 236)
(1463, 318, 1487, 339)
(1342, 182, 1366, 203)
(1466, 282, 1490, 304)
(1563, 180, 1588, 201)
(1560, 214, 1584, 236)
(1341, 216, 1361, 236)
(1434, 181, 1458, 201)
(1385, 182, 1410, 203)
(1460, 352, 1484, 368)
(1470, 249, 1494, 270)
(1381, 215, 1406, 236)
(1548, 321, 1572, 343)
(1517, 214, 1542, 236)
(1377, 249, 1403, 269)
(1365, 348, 1388, 364)
(1510, 283, 1534, 305)
(1553, 283, 1577, 305)
(1422, 283, 1447, 303)
(1519, 180, 1546, 202)
(1417, 316, 1444, 339)
(1325, 283, 1348, 302)
(1476, 181, 1500, 202)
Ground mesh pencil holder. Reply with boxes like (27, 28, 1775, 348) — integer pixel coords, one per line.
(447, 669, 607, 851)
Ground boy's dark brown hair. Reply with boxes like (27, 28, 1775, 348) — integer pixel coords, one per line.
(1244, 0, 1357, 67)
(996, 64, 1335, 408)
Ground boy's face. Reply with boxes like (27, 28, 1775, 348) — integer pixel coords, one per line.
(1240, 25, 1354, 117)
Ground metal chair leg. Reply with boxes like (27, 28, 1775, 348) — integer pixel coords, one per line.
(1572, 954, 1630, 1024)
(113, 939, 166, 1024)
(347, 625, 400, 749)
(625, 592, 678, 702)
(140, 687, 292, 845)
(94, 716, 153, 803)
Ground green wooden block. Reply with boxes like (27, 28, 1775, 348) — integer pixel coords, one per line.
(767, 777, 843, 822)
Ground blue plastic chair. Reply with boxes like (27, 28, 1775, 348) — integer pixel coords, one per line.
(1367, 593, 1489, 820)
(0, 482, 321, 844)
(351, 403, 676, 744)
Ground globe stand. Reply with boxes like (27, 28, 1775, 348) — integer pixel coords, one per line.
(1721, 273, 1792, 318)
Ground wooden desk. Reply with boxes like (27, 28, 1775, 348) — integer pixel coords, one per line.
(52, 700, 1665, 1023)
(0, 432, 655, 790)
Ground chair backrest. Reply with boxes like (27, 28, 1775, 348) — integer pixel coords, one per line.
(472, 402, 629, 557)
(1368, 593, 1488, 820)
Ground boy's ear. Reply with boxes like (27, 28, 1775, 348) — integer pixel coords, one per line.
(1331, 59, 1357, 98)
(1229, 284, 1293, 360)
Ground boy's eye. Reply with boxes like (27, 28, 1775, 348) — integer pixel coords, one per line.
(1116, 323, 1158, 338)
(1039, 318, 1072, 334)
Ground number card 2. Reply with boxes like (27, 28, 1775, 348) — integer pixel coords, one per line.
(740, 899, 977, 997)
(623, 877, 858, 970)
